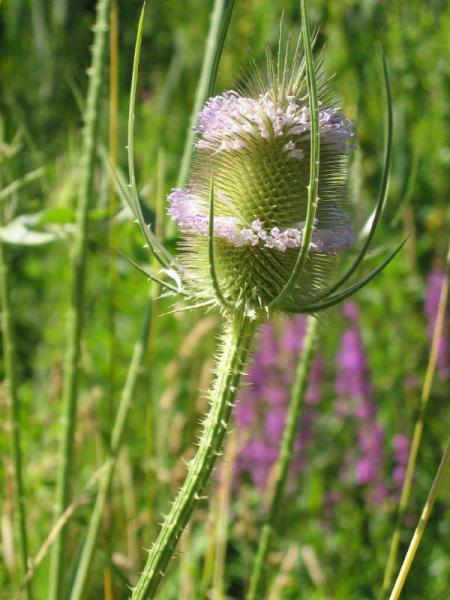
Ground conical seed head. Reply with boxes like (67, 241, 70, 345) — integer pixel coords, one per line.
(168, 53, 355, 315)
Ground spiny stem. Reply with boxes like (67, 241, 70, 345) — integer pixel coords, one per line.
(108, 0, 120, 417)
(380, 242, 450, 598)
(175, 0, 235, 191)
(246, 316, 318, 600)
(48, 1, 111, 597)
(388, 439, 450, 600)
(0, 238, 33, 600)
(69, 301, 153, 600)
(131, 314, 256, 599)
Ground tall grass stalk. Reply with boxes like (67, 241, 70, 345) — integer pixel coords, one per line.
(246, 316, 318, 600)
(108, 0, 119, 413)
(388, 439, 450, 600)
(199, 431, 238, 599)
(210, 432, 239, 600)
(381, 243, 450, 597)
(48, 0, 111, 597)
(103, 4, 120, 590)
(131, 315, 256, 599)
(69, 301, 153, 600)
(175, 0, 235, 190)
(0, 238, 33, 600)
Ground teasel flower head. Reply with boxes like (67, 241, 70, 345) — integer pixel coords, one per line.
(124, 11, 400, 323)
(167, 46, 358, 317)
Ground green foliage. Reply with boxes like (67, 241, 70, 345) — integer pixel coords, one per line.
(0, 1, 448, 599)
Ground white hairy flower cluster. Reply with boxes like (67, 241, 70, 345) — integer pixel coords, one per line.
(167, 190, 354, 253)
(194, 90, 353, 154)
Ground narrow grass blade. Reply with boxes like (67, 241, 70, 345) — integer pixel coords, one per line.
(48, 1, 111, 597)
(210, 432, 239, 599)
(380, 241, 450, 597)
(270, 0, 320, 309)
(388, 440, 450, 600)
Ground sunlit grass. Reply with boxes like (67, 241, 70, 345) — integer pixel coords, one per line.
(0, 1, 448, 599)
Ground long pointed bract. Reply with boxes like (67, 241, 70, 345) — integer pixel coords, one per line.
(312, 52, 393, 302)
(127, 4, 179, 272)
(269, 0, 320, 309)
(208, 175, 231, 309)
(298, 238, 407, 313)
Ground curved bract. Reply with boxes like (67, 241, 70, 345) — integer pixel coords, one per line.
(168, 57, 355, 315)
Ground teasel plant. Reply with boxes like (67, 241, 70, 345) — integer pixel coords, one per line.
(116, 1, 403, 596)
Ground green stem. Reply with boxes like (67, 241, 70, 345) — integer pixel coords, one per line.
(247, 316, 318, 600)
(48, 1, 111, 598)
(0, 240, 33, 600)
(380, 243, 450, 598)
(69, 301, 153, 600)
(131, 314, 256, 599)
(175, 0, 235, 190)
(388, 439, 450, 600)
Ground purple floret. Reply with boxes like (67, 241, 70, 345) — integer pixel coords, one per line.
(168, 189, 355, 254)
(194, 90, 354, 155)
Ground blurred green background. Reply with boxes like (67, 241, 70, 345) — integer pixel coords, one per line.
(0, 1, 449, 598)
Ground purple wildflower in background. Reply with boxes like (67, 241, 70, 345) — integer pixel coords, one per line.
(425, 269, 449, 379)
(391, 434, 410, 494)
(234, 317, 324, 490)
(335, 302, 372, 415)
(335, 301, 389, 504)
(330, 301, 413, 509)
